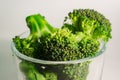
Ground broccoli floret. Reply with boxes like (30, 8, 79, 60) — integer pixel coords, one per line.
(36, 28, 85, 61)
(62, 9, 112, 42)
(13, 36, 38, 57)
(13, 14, 56, 57)
(78, 37, 100, 57)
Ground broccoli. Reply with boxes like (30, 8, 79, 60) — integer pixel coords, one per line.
(43, 71, 57, 80)
(13, 9, 112, 80)
(62, 9, 112, 42)
(13, 14, 56, 57)
(62, 62, 90, 80)
(20, 61, 58, 80)
(19, 61, 46, 80)
(36, 28, 85, 61)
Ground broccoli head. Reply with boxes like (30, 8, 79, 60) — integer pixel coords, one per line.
(62, 9, 112, 42)
(13, 14, 56, 57)
(36, 28, 85, 61)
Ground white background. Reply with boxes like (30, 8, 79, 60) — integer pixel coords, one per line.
(0, 0, 120, 80)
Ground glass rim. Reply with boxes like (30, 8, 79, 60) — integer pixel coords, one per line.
(11, 31, 106, 65)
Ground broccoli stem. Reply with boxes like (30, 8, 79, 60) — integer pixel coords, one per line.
(26, 14, 55, 41)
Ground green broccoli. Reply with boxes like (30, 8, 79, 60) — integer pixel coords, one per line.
(13, 14, 56, 57)
(43, 71, 57, 80)
(63, 62, 90, 80)
(13, 9, 112, 80)
(19, 61, 46, 80)
(20, 61, 58, 80)
(62, 9, 112, 42)
(36, 28, 85, 61)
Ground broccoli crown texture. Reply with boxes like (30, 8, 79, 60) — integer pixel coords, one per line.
(62, 62, 90, 80)
(36, 28, 82, 61)
(63, 9, 112, 42)
(36, 28, 100, 61)
(13, 36, 38, 57)
(78, 36, 100, 57)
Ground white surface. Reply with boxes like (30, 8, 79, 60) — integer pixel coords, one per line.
(0, 0, 120, 80)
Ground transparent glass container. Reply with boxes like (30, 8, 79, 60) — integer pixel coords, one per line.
(11, 31, 106, 80)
